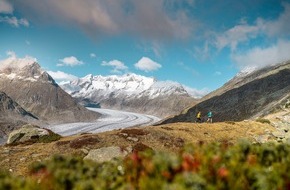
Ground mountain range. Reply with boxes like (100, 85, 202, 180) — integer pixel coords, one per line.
(60, 74, 197, 118)
(159, 60, 290, 124)
(2, 55, 290, 141)
(0, 56, 99, 132)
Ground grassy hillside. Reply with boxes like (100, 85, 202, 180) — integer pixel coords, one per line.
(0, 120, 288, 189)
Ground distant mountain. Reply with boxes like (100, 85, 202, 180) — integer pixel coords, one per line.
(60, 74, 197, 118)
(0, 56, 100, 124)
(158, 60, 290, 124)
(0, 91, 37, 138)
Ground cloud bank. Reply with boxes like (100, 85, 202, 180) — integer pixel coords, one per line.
(11, 0, 195, 40)
(210, 3, 290, 71)
(232, 40, 290, 71)
(0, 0, 13, 13)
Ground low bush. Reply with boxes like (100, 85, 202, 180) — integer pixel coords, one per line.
(69, 136, 100, 149)
(256, 118, 271, 124)
(1, 141, 290, 189)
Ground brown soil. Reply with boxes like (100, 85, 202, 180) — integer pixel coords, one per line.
(0, 121, 276, 176)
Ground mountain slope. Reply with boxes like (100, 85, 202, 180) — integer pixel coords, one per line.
(0, 91, 37, 138)
(159, 60, 290, 124)
(0, 56, 100, 123)
(60, 74, 197, 118)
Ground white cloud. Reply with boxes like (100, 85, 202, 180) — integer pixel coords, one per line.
(90, 53, 96, 58)
(0, 51, 38, 71)
(183, 85, 210, 99)
(0, 0, 13, 13)
(0, 16, 29, 27)
(213, 3, 290, 52)
(47, 70, 78, 82)
(12, 0, 195, 40)
(134, 57, 161, 72)
(57, 56, 84, 67)
(101, 60, 128, 73)
(215, 21, 260, 51)
(232, 40, 290, 70)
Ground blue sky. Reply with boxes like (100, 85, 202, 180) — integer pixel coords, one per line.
(1, 0, 290, 97)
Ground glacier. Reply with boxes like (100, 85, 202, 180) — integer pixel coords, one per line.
(45, 108, 160, 136)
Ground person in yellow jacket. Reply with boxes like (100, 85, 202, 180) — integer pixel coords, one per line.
(196, 111, 201, 123)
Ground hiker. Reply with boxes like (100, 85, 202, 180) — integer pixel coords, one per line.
(196, 111, 202, 123)
(207, 111, 213, 123)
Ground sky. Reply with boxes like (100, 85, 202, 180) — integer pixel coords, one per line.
(1, 0, 290, 97)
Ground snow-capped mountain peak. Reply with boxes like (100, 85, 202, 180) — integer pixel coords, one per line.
(59, 73, 196, 118)
(0, 56, 56, 84)
(60, 73, 190, 100)
(0, 56, 38, 73)
(144, 81, 188, 99)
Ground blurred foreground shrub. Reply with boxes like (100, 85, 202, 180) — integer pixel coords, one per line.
(1, 141, 290, 190)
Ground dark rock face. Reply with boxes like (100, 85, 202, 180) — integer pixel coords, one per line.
(159, 62, 290, 124)
(0, 91, 37, 118)
(0, 91, 37, 138)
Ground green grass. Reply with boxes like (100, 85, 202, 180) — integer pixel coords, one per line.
(1, 141, 290, 189)
(256, 118, 271, 124)
(37, 133, 61, 143)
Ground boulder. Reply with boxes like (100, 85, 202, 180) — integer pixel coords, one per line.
(84, 146, 132, 162)
(7, 124, 50, 144)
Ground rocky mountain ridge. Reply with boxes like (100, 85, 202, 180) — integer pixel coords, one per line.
(60, 73, 197, 118)
(159, 60, 290, 124)
(0, 56, 100, 125)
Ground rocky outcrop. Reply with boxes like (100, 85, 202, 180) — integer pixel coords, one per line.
(159, 61, 290, 124)
(7, 124, 53, 144)
(84, 146, 132, 162)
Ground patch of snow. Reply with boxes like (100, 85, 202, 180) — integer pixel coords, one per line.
(7, 73, 16, 79)
(24, 77, 37, 82)
(144, 81, 188, 99)
(236, 66, 257, 77)
(183, 86, 210, 99)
